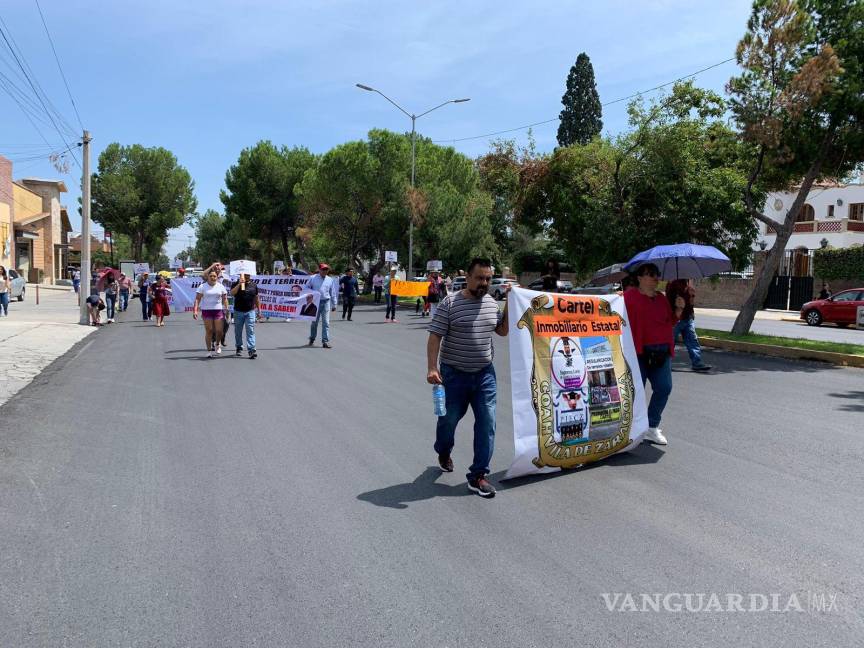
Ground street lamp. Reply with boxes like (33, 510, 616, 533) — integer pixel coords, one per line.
(356, 83, 470, 278)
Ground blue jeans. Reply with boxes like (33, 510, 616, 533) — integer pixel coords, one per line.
(674, 318, 704, 368)
(141, 297, 151, 320)
(105, 293, 116, 319)
(234, 310, 256, 351)
(309, 299, 331, 342)
(434, 363, 497, 480)
(119, 289, 129, 311)
(637, 355, 673, 429)
(0, 292, 8, 315)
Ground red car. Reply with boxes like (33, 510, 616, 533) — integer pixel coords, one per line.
(800, 288, 864, 327)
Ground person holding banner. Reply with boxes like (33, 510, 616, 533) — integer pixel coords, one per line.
(307, 263, 339, 348)
(193, 269, 230, 358)
(427, 271, 445, 319)
(230, 273, 260, 358)
(426, 258, 509, 498)
(383, 268, 398, 322)
(622, 262, 683, 446)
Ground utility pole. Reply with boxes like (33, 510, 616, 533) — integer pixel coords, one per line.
(78, 130, 91, 324)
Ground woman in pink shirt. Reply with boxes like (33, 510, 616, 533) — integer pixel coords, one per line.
(623, 262, 684, 446)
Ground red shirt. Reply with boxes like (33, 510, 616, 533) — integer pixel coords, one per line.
(623, 287, 675, 356)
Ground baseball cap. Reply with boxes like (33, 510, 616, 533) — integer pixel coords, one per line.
(319, 263, 330, 270)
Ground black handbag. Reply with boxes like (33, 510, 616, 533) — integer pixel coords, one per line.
(640, 343, 670, 370)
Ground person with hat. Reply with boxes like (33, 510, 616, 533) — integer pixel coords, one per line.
(307, 263, 338, 348)
(622, 262, 684, 445)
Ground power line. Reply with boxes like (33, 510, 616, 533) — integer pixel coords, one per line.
(432, 56, 737, 144)
(0, 16, 81, 169)
(33, 0, 84, 131)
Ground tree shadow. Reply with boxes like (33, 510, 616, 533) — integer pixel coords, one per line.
(826, 390, 864, 413)
(677, 349, 847, 375)
(491, 442, 666, 490)
(357, 466, 472, 509)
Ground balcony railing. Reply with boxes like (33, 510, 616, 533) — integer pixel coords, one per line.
(766, 217, 863, 235)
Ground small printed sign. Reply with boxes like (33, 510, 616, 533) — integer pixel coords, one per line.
(426, 260, 443, 271)
(133, 262, 151, 275)
(385, 250, 398, 263)
(169, 258, 182, 269)
(229, 259, 257, 277)
(274, 260, 286, 271)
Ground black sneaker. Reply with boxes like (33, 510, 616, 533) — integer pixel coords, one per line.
(249, 350, 257, 359)
(308, 339, 315, 346)
(438, 454, 454, 472)
(235, 347, 242, 357)
(467, 476, 496, 498)
(322, 342, 332, 349)
(693, 364, 712, 372)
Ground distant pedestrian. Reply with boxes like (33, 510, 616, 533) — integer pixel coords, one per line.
(118, 273, 131, 311)
(340, 268, 359, 320)
(85, 292, 105, 326)
(444, 274, 453, 293)
(373, 271, 384, 303)
(138, 272, 153, 321)
(103, 272, 119, 323)
(177, 267, 187, 278)
(426, 271, 445, 319)
(0, 266, 9, 316)
(72, 269, 81, 294)
(383, 268, 399, 322)
(193, 269, 229, 358)
(150, 275, 172, 327)
(623, 262, 683, 446)
(666, 279, 711, 372)
(819, 283, 831, 300)
(307, 263, 338, 348)
(426, 257, 510, 498)
(230, 272, 259, 358)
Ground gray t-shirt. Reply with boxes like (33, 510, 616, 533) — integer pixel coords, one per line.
(427, 291, 503, 372)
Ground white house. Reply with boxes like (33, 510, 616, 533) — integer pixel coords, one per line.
(755, 183, 864, 276)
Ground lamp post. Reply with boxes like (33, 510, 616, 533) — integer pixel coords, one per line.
(356, 83, 469, 279)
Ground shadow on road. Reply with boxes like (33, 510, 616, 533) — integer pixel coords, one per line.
(673, 349, 847, 375)
(357, 466, 472, 509)
(826, 390, 864, 413)
(491, 442, 666, 490)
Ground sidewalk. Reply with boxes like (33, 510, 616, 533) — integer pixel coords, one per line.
(695, 307, 797, 321)
(0, 289, 96, 409)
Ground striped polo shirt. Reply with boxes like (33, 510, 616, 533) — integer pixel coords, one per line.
(428, 291, 504, 372)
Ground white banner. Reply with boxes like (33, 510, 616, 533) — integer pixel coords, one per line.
(170, 258, 182, 269)
(385, 250, 398, 262)
(505, 288, 648, 479)
(133, 262, 151, 275)
(170, 275, 321, 320)
(426, 260, 443, 271)
(229, 259, 257, 277)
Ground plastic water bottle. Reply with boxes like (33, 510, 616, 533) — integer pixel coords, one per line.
(433, 384, 446, 416)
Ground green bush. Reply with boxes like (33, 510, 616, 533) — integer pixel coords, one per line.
(814, 246, 864, 281)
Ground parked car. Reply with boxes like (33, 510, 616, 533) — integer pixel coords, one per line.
(571, 283, 620, 295)
(526, 278, 574, 293)
(490, 277, 519, 300)
(451, 277, 467, 292)
(8, 269, 25, 301)
(800, 288, 864, 327)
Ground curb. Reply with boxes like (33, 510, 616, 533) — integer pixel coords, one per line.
(700, 337, 864, 368)
(26, 283, 74, 292)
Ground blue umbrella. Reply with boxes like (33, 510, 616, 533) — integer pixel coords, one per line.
(625, 243, 731, 280)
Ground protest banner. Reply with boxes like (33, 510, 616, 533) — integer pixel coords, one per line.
(390, 279, 428, 298)
(133, 262, 151, 275)
(229, 259, 257, 277)
(170, 258, 182, 269)
(505, 287, 648, 479)
(426, 260, 443, 271)
(170, 275, 321, 320)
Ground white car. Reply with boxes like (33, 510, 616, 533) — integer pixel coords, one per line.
(8, 269, 25, 301)
(490, 278, 519, 300)
(451, 277, 467, 293)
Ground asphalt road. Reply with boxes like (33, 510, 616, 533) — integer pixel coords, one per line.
(698, 312, 864, 345)
(1, 303, 863, 647)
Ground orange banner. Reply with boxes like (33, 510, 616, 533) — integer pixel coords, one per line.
(533, 296, 621, 338)
(390, 279, 429, 297)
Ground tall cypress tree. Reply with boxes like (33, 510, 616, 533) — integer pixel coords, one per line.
(557, 53, 603, 147)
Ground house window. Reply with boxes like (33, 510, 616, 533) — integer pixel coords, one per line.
(827, 205, 834, 218)
(796, 204, 815, 222)
(850, 203, 864, 221)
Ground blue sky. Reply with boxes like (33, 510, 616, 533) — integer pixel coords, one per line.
(1, 0, 752, 257)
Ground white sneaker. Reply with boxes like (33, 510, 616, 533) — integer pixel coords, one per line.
(207, 350, 213, 358)
(215, 344, 222, 355)
(643, 427, 668, 445)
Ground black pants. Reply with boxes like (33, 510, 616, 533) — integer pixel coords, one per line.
(385, 294, 397, 319)
(141, 297, 151, 320)
(374, 287, 382, 303)
(342, 298, 355, 319)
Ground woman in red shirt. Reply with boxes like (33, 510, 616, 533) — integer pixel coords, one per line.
(623, 263, 684, 445)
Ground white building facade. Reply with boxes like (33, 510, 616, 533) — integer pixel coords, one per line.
(755, 183, 864, 276)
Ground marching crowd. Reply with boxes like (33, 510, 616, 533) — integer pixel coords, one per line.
(76, 257, 711, 498)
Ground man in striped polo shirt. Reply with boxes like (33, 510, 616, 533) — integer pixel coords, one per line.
(426, 258, 510, 498)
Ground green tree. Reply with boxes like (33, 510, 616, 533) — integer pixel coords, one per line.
(221, 142, 317, 267)
(91, 143, 197, 261)
(729, 0, 864, 334)
(557, 53, 603, 147)
(192, 209, 251, 266)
